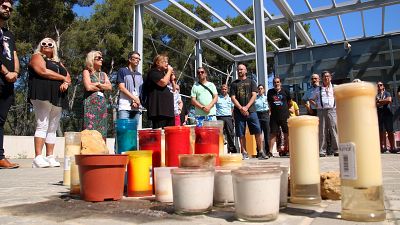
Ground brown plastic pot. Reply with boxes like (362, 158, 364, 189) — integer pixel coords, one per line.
(75, 154, 128, 202)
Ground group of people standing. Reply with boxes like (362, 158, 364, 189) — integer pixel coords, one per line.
(193, 64, 298, 160)
(193, 66, 343, 160)
(0, 0, 397, 169)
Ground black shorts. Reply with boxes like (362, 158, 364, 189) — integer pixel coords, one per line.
(270, 116, 289, 134)
(378, 111, 394, 132)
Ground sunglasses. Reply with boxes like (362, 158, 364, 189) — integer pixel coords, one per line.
(94, 56, 103, 61)
(274, 81, 280, 84)
(1, 4, 13, 12)
(40, 42, 54, 48)
(197, 71, 205, 74)
(377, 84, 383, 86)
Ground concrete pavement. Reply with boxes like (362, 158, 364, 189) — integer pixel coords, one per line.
(0, 154, 399, 225)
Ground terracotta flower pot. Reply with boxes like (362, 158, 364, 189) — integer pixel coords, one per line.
(75, 154, 128, 202)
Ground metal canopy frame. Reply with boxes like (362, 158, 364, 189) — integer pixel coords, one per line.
(135, 0, 400, 88)
(138, 0, 399, 60)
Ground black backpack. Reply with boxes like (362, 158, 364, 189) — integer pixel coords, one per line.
(140, 76, 149, 109)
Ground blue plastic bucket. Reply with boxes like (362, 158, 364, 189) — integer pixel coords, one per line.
(115, 119, 138, 154)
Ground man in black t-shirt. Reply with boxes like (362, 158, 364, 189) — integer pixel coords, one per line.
(230, 64, 267, 159)
(267, 77, 291, 156)
(0, 0, 19, 169)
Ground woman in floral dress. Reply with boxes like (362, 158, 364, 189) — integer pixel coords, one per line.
(82, 51, 112, 139)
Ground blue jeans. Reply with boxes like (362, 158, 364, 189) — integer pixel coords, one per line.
(117, 110, 141, 123)
(195, 115, 216, 127)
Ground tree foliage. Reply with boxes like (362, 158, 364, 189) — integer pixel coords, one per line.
(4, 0, 313, 136)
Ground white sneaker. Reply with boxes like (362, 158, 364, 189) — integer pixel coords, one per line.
(46, 155, 61, 167)
(32, 155, 50, 168)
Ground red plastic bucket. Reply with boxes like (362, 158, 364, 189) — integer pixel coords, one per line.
(164, 126, 190, 167)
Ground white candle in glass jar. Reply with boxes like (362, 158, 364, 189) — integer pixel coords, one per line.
(334, 82, 382, 187)
(154, 167, 176, 203)
(288, 116, 320, 185)
(214, 167, 234, 206)
(232, 168, 281, 222)
(63, 144, 81, 186)
(171, 168, 214, 214)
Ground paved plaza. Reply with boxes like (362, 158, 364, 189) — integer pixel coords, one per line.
(0, 154, 399, 225)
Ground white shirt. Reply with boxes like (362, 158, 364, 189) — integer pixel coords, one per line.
(315, 83, 335, 109)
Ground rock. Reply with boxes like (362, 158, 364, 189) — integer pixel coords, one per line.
(320, 171, 341, 200)
(80, 130, 109, 154)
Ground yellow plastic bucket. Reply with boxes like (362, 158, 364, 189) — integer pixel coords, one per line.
(126, 150, 153, 197)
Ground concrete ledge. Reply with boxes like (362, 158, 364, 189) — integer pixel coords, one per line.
(3, 135, 115, 159)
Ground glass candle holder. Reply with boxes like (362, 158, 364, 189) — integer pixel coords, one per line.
(213, 167, 234, 207)
(63, 132, 81, 186)
(288, 116, 321, 204)
(219, 153, 242, 167)
(154, 167, 176, 203)
(203, 120, 225, 155)
(126, 150, 153, 197)
(171, 168, 214, 215)
(232, 167, 281, 222)
(165, 126, 190, 167)
(335, 82, 386, 222)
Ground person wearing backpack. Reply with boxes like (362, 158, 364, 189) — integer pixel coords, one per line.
(116, 51, 143, 123)
(190, 67, 218, 127)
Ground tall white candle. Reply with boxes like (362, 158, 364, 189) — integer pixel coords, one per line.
(334, 82, 382, 187)
(288, 116, 320, 185)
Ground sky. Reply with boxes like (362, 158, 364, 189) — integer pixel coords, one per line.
(73, 0, 400, 45)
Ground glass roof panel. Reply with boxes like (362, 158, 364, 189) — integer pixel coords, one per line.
(384, 4, 400, 33)
(318, 15, 345, 42)
(341, 11, 363, 39)
(363, 7, 382, 37)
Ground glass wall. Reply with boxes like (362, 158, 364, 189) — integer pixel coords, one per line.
(275, 34, 400, 129)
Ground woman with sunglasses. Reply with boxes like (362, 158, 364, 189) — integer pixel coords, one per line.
(28, 37, 71, 168)
(82, 51, 112, 140)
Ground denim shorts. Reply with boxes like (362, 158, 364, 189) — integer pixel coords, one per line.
(117, 110, 141, 124)
(234, 111, 261, 137)
(195, 115, 216, 127)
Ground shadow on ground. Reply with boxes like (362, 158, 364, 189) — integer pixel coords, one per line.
(1, 193, 186, 224)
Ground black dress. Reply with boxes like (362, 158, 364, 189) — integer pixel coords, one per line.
(145, 68, 174, 128)
(28, 56, 68, 109)
(146, 68, 174, 118)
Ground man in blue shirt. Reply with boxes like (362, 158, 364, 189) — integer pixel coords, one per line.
(216, 84, 237, 153)
(116, 51, 143, 123)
